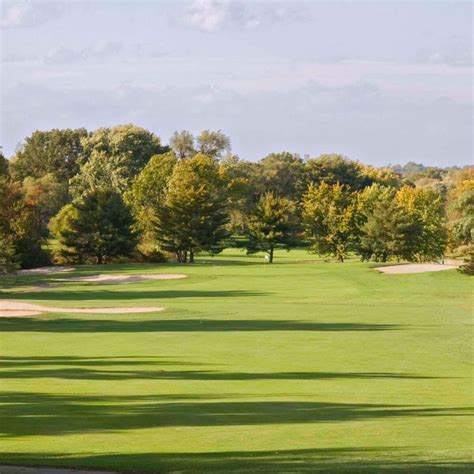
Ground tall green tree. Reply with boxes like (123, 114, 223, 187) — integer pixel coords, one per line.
(256, 152, 307, 201)
(0, 177, 48, 269)
(357, 184, 423, 262)
(0, 152, 9, 176)
(126, 152, 177, 256)
(305, 154, 372, 191)
(10, 128, 88, 181)
(81, 124, 167, 177)
(196, 130, 231, 160)
(396, 186, 447, 261)
(447, 169, 474, 255)
(219, 155, 259, 234)
(154, 154, 229, 262)
(69, 151, 130, 199)
(169, 130, 196, 159)
(51, 189, 137, 264)
(21, 174, 69, 234)
(302, 182, 361, 262)
(246, 192, 298, 263)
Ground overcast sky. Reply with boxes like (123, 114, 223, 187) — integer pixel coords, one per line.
(1, 0, 472, 166)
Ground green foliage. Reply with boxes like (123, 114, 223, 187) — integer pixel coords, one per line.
(196, 130, 231, 160)
(447, 170, 474, 254)
(302, 182, 361, 262)
(0, 229, 18, 274)
(357, 186, 400, 262)
(246, 192, 298, 263)
(80, 124, 166, 177)
(21, 174, 69, 234)
(256, 152, 307, 201)
(69, 151, 130, 199)
(10, 128, 87, 181)
(0, 152, 9, 176)
(4, 126, 462, 268)
(305, 154, 372, 191)
(126, 152, 177, 230)
(0, 177, 49, 269)
(458, 250, 474, 275)
(396, 186, 447, 261)
(219, 155, 258, 234)
(358, 184, 446, 262)
(154, 154, 229, 262)
(169, 130, 196, 159)
(51, 189, 137, 264)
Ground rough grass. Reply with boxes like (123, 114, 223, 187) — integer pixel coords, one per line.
(0, 249, 472, 473)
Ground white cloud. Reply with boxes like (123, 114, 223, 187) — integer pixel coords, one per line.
(2, 41, 167, 65)
(44, 41, 124, 65)
(182, 0, 309, 32)
(2, 80, 471, 167)
(0, 1, 63, 29)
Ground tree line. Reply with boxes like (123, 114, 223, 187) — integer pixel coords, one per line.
(0, 124, 472, 273)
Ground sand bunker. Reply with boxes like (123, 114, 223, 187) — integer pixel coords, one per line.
(376, 263, 460, 274)
(16, 266, 75, 276)
(0, 310, 42, 317)
(0, 301, 164, 317)
(62, 273, 187, 284)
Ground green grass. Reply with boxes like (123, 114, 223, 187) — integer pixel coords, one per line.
(0, 249, 472, 473)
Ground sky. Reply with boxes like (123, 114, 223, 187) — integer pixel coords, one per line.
(0, 0, 472, 166)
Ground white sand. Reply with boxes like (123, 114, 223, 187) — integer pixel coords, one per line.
(0, 310, 42, 317)
(376, 263, 460, 274)
(16, 266, 75, 275)
(0, 301, 164, 316)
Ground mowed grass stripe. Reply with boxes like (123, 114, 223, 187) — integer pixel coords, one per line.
(0, 249, 472, 472)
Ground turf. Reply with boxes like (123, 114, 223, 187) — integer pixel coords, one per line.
(0, 250, 472, 473)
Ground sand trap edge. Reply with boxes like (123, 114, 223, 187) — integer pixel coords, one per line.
(0, 310, 42, 317)
(16, 266, 75, 276)
(0, 301, 164, 316)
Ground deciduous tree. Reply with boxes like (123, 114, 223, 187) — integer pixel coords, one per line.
(302, 182, 361, 262)
(196, 130, 231, 160)
(170, 130, 195, 159)
(81, 124, 166, 177)
(10, 128, 87, 181)
(246, 192, 298, 263)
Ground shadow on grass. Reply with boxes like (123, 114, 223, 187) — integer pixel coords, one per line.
(0, 318, 402, 333)
(0, 391, 472, 438)
(0, 356, 443, 382)
(1, 449, 472, 473)
(0, 289, 266, 301)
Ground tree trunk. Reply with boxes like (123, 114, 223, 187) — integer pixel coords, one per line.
(97, 254, 103, 264)
(269, 245, 274, 264)
(189, 249, 195, 263)
(338, 254, 344, 263)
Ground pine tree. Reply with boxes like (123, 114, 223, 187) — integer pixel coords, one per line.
(52, 189, 137, 264)
(246, 192, 298, 263)
(154, 154, 229, 262)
